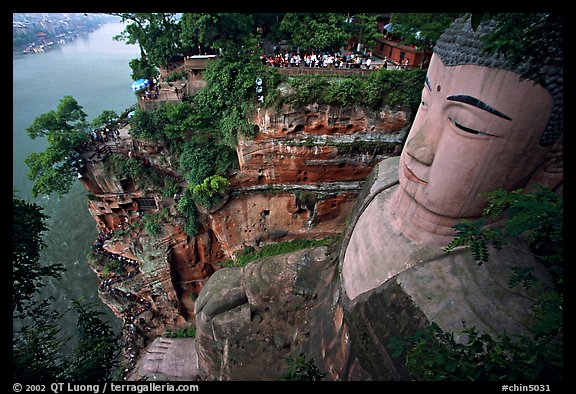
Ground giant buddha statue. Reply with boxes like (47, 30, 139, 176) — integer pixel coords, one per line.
(193, 16, 563, 380)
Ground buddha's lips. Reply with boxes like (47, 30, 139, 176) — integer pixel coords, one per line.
(403, 163, 428, 185)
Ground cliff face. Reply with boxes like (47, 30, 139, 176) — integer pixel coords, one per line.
(80, 103, 411, 367)
(232, 104, 406, 188)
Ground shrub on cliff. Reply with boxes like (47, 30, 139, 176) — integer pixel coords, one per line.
(190, 175, 229, 210)
(282, 68, 426, 114)
(176, 193, 198, 237)
(363, 68, 426, 111)
(280, 353, 326, 381)
(187, 52, 282, 146)
(129, 102, 196, 151)
(179, 140, 237, 186)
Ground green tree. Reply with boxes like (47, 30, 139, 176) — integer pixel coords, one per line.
(280, 13, 348, 52)
(350, 13, 381, 53)
(128, 57, 158, 83)
(388, 13, 462, 48)
(14, 299, 121, 381)
(253, 13, 285, 42)
(176, 192, 198, 237)
(13, 197, 121, 381)
(68, 300, 122, 381)
(129, 102, 195, 148)
(113, 13, 181, 70)
(25, 95, 90, 198)
(91, 109, 119, 129)
(13, 299, 69, 380)
(12, 196, 65, 317)
(444, 185, 562, 277)
(180, 13, 255, 57)
(142, 213, 162, 236)
(179, 139, 236, 185)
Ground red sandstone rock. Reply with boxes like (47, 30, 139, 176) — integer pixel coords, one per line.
(78, 102, 411, 371)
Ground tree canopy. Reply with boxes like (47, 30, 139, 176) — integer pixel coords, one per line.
(12, 196, 121, 380)
(12, 196, 64, 317)
(25, 96, 90, 198)
(180, 13, 255, 57)
(113, 13, 181, 70)
(280, 13, 349, 52)
(387, 13, 462, 48)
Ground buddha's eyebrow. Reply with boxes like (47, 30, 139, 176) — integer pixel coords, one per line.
(447, 95, 512, 121)
(425, 75, 432, 92)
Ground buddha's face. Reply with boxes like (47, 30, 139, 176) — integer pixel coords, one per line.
(399, 53, 554, 219)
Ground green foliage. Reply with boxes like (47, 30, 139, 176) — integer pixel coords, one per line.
(103, 153, 164, 190)
(280, 353, 326, 381)
(165, 70, 187, 82)
(233, 236, 338, 268)
(280, 13, 349, 52)
(443, 219, 504, 264)
(483, 186, 563, 278)
(105, 153, 145, 180)
(114, 13, 182, 69)
(284, 75, 329, 107)
(445, 186, 563, 279)
(190, 175, 229, 210)
(142, 213, 162, 236)
(13, 197, 120, 380)
(478, 13, 563, 86)
(129, 102, 195, 146)
(180, 13, 255, 56)
(187, 54, 281, 146)
(68, 300, 122, 381)
(91, 109, 119, 129)
(162, 176, 180, 198)
(13, 197, 65, 317)
(388, 322, 562, 381)
(128, 57, 158, 82)
(282, 68, 426, 114)
(164, 326, 196, 338)
(25, 96, 90, 197)
(13, 299, 69, 380)
(179, 139, 237, 186)
(176, 192, 198, 237)
(388, 13, 462, 48)
(364, 68, 427, 111)
(325, 77, 362, 107)
(350, 13, 381, 52)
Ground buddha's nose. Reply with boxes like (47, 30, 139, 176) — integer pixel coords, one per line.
(404, 130, 437, 166)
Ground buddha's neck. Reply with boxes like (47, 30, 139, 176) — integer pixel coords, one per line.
(386, 186, 463, 247)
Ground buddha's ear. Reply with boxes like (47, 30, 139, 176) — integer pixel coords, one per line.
(526, 137, 563, 193)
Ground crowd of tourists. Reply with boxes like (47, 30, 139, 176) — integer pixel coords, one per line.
(92, 227, 152, 317)
(66, 151, 87, 178)
(91, 126, 120, 143)
(261, 50, 374, 69)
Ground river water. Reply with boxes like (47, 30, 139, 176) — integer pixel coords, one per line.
(13, 19, 140, 346)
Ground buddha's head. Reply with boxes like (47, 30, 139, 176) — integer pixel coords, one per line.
(390, 16, 563, 244)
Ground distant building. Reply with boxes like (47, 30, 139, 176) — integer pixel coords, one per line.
(372, 37, 432, 69)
